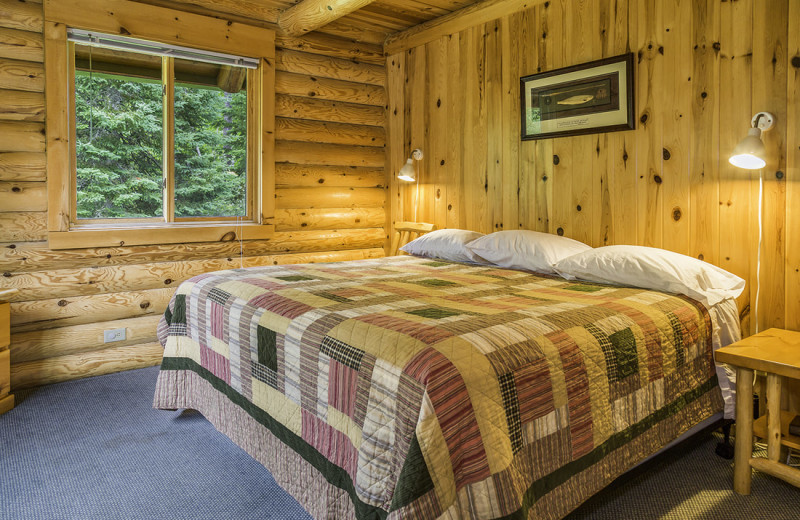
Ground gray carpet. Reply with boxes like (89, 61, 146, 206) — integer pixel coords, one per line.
(567, 431, 800, 520)
(2, 366, 799, 519)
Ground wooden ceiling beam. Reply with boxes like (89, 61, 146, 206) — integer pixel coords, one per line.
(384, 0, 547, 55)
(278, 0, 380, 36)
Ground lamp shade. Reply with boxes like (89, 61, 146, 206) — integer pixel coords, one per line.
(729, 128, 766, 170)
(397, 158, 415, 182)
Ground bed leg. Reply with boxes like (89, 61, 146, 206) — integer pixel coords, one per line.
(715, 419, 735, 459)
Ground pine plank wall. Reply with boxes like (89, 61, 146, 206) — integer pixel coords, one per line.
(388, 0, 800, 338)
(0, 0, 388, 389)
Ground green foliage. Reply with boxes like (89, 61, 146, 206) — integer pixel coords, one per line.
(75, 74, 163, 219)
(174, 84, 247, 218)
(74, 71, 247, 220)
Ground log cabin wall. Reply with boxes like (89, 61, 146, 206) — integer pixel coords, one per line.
(0, 0, 387, 389)
(387, 0, 800, 337)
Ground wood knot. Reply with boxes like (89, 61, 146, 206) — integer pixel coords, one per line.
(640, 113, 648, 125)
(672, 207, 682, 221)
(140, 301, 150, 309)
(553, 155, 560, 165)
(792, 56, 800, 68)
(653, 175, 662, 184)
(164, 278, 173, 285)
(58, 299, 68, 307)
(663, 148, 671, 160)
(576, 205, 582, 212)
(556, 227, 564, 236)
(697, 253, 705, 261)
(220, 231, 237, 241)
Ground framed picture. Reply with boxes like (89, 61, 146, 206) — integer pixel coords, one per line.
(520, 53, 634, 140)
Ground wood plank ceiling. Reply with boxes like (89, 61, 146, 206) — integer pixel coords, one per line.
(151, 0, 484, 44)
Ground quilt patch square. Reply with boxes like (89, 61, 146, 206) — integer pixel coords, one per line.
(251, 359, 278, 389)
(406, 307, 463, 320)
(257, 325, 278, 371)
(411, 278, 458, 288)
(320, 336, 365, 370)
(276, 275, 316, 282)
(329, 360, 358, 418)
(208, 287, 232, 306)
(608, 328, 639, 379)
(515, 357, 554, 426)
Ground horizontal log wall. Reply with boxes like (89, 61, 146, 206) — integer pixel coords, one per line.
(0, 0, 387, 389)
(388, 0, 800, 337)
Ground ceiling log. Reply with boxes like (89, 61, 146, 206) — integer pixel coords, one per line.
(278, 0, 379, 37)
(384, 0, 547, 55)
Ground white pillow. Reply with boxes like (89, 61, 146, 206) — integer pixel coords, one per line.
(552, 245, 745, 307)
(464, 230, 591, 274)
(400, 228, 486, 264)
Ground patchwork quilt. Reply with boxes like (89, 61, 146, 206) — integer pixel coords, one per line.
(154, 255, 723, 519)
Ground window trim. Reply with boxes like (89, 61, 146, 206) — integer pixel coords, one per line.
(44, 0, 275, 250)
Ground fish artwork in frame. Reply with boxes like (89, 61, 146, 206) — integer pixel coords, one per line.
(520, 53, 635, 140)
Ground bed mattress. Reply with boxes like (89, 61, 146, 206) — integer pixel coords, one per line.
(154, 255, 726, 519)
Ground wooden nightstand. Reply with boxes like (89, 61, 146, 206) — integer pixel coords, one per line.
(715, 328, 800, 494)
(0, 288, 16, 415)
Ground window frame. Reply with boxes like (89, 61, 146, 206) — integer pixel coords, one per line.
(44, 0, 275, 250)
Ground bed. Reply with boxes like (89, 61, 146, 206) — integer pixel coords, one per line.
(153, 252, 740, 519)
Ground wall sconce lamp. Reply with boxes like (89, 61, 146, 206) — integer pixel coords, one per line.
(728, 112, 775, 334)
(398, 149, 423, 182)
(728, 112, 774, 170)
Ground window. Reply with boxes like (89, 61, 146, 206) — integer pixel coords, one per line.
(72, 37, 252, 222)
(44, 0, 275, 249)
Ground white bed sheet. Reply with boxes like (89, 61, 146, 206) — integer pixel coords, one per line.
(708, 298, 742, 419)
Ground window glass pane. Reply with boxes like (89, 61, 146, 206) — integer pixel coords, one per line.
(173, 58, 247, 218)
(74, 44, 163, 219)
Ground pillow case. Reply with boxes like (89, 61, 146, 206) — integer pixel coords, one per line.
(400, 228, 486, 264)
(464, 230, 591, 274)
(552, 245, 745, 306)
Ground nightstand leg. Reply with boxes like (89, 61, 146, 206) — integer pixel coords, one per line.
(734, 367, 754, 495)
(766, 373, 782, 462)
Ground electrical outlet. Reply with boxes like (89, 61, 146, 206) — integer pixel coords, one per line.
(103, 328, 126, 343)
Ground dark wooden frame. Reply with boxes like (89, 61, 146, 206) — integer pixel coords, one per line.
(520, 53, 634, 140)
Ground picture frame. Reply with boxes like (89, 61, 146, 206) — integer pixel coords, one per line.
(520, 53, 635, 140)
